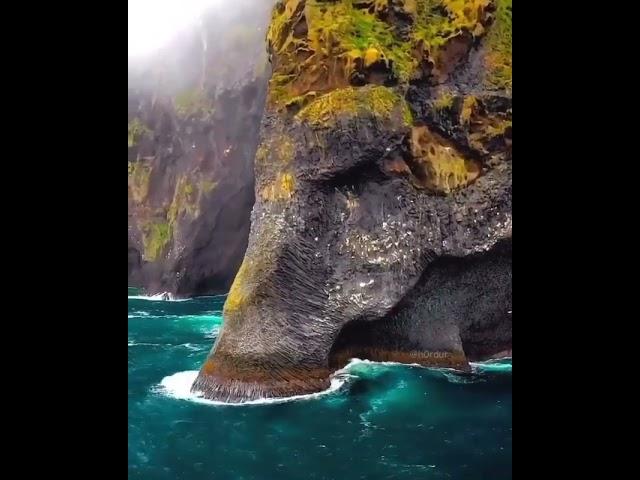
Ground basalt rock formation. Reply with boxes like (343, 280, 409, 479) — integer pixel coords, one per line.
(193, 0, 512, 401)
(128, 1, 274, 297)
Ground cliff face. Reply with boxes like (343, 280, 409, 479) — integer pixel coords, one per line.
(193, 0, 512, 402)
(128, 1, 274, 297)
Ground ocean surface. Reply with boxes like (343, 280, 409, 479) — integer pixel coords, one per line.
(128, 289, 512, 480)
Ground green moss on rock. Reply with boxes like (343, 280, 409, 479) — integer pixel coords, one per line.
(200, 179, 218, 194)
(142, 221, 171, 261)
(256, 132, 296, 166)
(434, 90, 455, 110)
(174, 89, 214, 118)
(167, 176, 198, 227)
(128, 118, 150, 147)
(306, 1, 415, 81)
(128, 161, 152, 203)
(266, 0, 493, 110)
(484, 0, 512, 90)
(296, 85, 412, 127)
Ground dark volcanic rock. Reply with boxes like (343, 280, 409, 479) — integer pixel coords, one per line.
(127, 1, 274, 297)
(192, 0, 512, 401)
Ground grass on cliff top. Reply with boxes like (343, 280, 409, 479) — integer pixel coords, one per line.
(267, 0, 494, 109)
(305, 0, 417, 82)
(484, 0, 512, 90)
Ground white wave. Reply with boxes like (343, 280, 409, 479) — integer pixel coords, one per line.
(157, 368, 354, 406)
(155, 356, 510, 406)
(344, 358, 425, 369)
(470, 356, 512, 365)
(178, 343, 207, 351)
(204, 328, 220, 339)
(470, 357, 512, 373)
(347, 357, 511, 375)
(128, 292, 189, 302)
(128, 341, 165, 347)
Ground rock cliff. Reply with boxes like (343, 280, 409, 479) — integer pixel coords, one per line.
(193, 0, 512, 401)
(128, 1, 274, 296)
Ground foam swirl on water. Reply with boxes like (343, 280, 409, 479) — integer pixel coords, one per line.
(128, 292, 190, 302)
(157, 369, 353, 406)
(156, 357, 512, 406)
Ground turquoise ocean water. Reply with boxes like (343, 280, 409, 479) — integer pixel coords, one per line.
(128, 291, 512, 479)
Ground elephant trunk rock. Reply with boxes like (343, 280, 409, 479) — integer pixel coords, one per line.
(192, 0, 512, 402)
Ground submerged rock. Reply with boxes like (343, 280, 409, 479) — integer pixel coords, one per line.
(193, 0, 512, 401)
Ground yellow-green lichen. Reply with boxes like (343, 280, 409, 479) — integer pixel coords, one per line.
(485, 119, 511, 136)
(257, 133, 296, 167)
(460, 95, 478, 124)
(224, 258, 251, 314)
(411, 0, 490, 41)
(128, 161, 152, 203)
(267, 0, 417, 107)
(296, 85, 412, 127)
(141, 221, 171, 261)
(411, 125, 480, 193)
(277, 137, 295, 164)
(484, 0, 512, 90)
(255, 143, 270, 165)
(174, 89, 214, 118)
(128, 118, 150, 147)
(200, 179, 218, 194)
(434, 90, 455, 110)
(266, 0, 491, 109)
(260, 172, 296, 201)
(307, 0, 416, 81)
(409, 0, 490, 66)
(167, 176, 198, 227)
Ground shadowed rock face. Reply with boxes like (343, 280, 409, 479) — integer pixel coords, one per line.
(127, 1, 274, 297)
(193, 0, 512, 401)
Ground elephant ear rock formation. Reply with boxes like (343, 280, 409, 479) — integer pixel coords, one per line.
(193, 0, 512, 402)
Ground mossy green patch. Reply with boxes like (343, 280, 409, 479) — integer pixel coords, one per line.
(308, 2, 415, 81)
(167, 176, 198, 227)
(128, 118, 150, 147)
(128, 161, 152, 203)
(174, 89, 214, 118)
(266, 0, 491, 109)
(142, 221, 171, 262)
(411, 0, 490, 64)
(460, 95, 478, 124)
(485, 119, 511, 136)
(484, 0, 512, 90)
(200, 179, 218, 194)
(257, 132, 296, 167)
(296, 85, 412, 127)
(260, 172, 295, 201)
(434, 90, 455, 110)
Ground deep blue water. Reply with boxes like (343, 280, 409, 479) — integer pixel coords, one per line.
(128, 292, 512, 480)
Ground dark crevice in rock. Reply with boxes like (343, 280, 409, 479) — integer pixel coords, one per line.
(329, 238, 511, 369)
